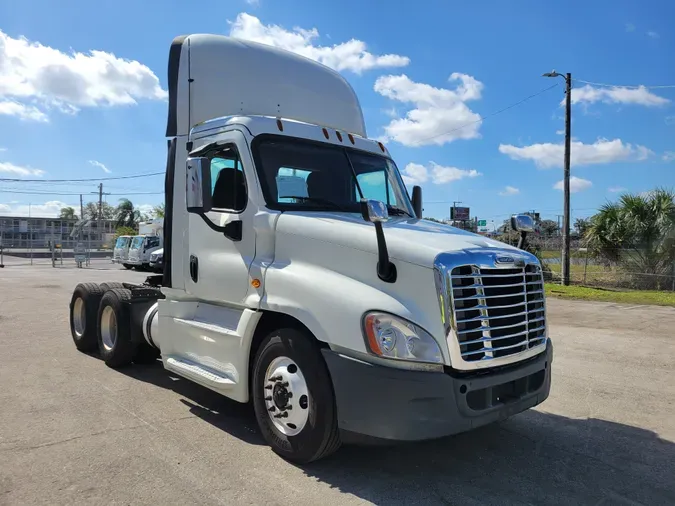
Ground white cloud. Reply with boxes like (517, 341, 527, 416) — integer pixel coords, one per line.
(0, 147, 6, 152)
(137, 204, 155, 217)
(0, 29, 167, 121)
(0, 161, 45, 177)
(647, 31, 659, 39)
(374, 73, 483, 147)
(228, 13, 409, 74)
(499, 186, 520, 196)
(0, 100, 49, 121)
(555, 129, 564, 135)
(400, 161, 481, 185)
(89, 160, 111, 173)
(499, 138, 654, 169)
(608, 186, 627, 193)
(245, 0, 260, 5)
(568, 84, 669, 107)
(554, 176, 592, 193)
(0, 200, 76, 217)
(625, 23, 635, 32)
(663, 151, 675, 162)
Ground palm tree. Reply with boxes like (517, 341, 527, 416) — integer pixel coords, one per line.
(115, 198, 141, 228)
(586, 188, 675, 287)
(153, 203, 165, 219)
(59, 207, 77, 220)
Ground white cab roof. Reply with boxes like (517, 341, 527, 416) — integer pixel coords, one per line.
(166, 35, 367, 138)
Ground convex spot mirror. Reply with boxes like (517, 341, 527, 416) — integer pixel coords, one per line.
(360, 199, 389, 223)
(186, 157, 213, 214)
(511, 214, 535, 232)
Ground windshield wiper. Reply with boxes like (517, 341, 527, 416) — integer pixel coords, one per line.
(386, 205, 413, 217)
(281, 196, 348, 211)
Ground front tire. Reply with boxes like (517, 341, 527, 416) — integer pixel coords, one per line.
(122, 264, 132, 270)
(252, 328, 341, 464)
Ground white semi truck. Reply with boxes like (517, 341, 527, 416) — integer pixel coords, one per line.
(68, 34, 552, 463)
(127, 220, 164, 270)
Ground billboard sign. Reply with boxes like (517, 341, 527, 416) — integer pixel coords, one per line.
(451, 207, 470, 221)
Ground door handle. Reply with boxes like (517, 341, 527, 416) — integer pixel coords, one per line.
(189, 255, 199, 283)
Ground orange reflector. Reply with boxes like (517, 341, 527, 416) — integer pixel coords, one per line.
(276, 119, 284, 131)
(363, 314, 383, 357)
(348, 133, 355, 144)
(322, 128, 329, 139)
(336, 131, 343, 142)
(251, 279, 261, 289)
(378, 141, 386, 152)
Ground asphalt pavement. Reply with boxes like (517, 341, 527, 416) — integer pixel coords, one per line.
(1, 258, 674, 505)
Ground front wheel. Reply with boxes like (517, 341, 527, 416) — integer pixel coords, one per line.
(252, 328, 341, 464)
(122, 264, 132, 270)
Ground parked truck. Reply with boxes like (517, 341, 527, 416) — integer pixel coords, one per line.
(68, 34, 552, 464)
(125, 219, 164, 270)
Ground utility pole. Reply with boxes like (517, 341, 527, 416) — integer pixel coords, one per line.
(80, 194, 84, 221)
(92, 184, 110, 250)
(562, 72, 572, 286)
(543, 70, 572, 286)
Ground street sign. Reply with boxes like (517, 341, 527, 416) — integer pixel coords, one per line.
(451, 206, 470, 221)
(478, 220, 487, 227)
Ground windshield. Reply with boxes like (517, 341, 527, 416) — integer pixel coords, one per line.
(130, 236, 144, 249)
(115, 237, 129, 248)
(146, 236, 160, 248)
(252, 135, 415, 216)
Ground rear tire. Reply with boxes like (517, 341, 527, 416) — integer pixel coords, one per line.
(134, 342, 160, 364)
(252, 328, 341, 464)
(100, 282, 124, 292)
(69, 283, 104, 352)
(122, 264, 132, 270)
(97, 288, 135, 368)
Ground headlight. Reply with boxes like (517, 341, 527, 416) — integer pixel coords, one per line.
(362, 312, 442, 364)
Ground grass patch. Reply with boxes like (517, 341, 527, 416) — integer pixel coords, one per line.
(545, 283, 675, 306)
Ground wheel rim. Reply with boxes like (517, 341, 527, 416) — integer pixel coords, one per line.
(73, 298, 86, 337)
(264, 356, 310, 436)
(101, 306, 118, 351)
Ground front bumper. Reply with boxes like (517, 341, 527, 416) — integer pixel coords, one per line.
(322, 340, 552, 443)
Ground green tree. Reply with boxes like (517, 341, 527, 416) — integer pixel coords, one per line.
(539, 219, 559, 238)
(574, 218, 591, 238)
(153, 203, 165, 219)
(115, 226, 137, 238)
(586, 188, 675, 288)
(59, 207, 76, 220)
(83, 201, 114, 220)
(115, 198, 141, 228)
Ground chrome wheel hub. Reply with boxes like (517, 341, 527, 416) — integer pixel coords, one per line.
(73, 298, 86, 337)
(100, 306, 118, 351)
(264, 356, 310, 436)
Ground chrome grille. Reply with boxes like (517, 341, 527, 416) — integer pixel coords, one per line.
(450, 264, 546, 362)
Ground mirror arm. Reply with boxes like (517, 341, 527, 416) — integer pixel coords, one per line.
(374, 222, 397, 283)
(517, 231, 528, 250)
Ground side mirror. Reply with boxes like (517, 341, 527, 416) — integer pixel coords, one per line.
(411, 185, 423, 219)
(511, 214, 534, 232)
(186, 157, 213, 213)
(360, 199, 389, 223)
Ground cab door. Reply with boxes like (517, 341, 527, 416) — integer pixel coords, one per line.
(185, 130, 257, 306)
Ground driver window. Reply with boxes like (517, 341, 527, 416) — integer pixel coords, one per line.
(356, 170, 397, 206)
(209, 146, 247, 212)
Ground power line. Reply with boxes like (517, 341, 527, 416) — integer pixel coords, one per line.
(0, 189, 163, 196)
(414, 82, 561, 144)
(573, 79, 675, 89)
(0, 171, 164, 183)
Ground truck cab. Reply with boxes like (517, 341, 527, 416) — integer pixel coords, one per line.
(68, 34, 552, 464)
(112, 235, 131, 267)
(127, 234, 162, 270)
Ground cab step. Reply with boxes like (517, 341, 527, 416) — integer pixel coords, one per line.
(165, 357, 236, 387)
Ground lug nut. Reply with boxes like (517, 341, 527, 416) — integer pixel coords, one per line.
(269, 375, 282, 382)
(268, 406, 276, 412)
(287, 392, 293, 398)
(264, 396, 272, 401)
(280, 382, 289, 387)
(264, 385, 273, 390)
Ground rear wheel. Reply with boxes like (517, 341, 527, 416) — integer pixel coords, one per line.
(252, 328, 341, 464)
(122, 264, 132, 270)
(97, 288, 135, 368)
(69, 283, 104, 352)
(100, 282, 124, 292)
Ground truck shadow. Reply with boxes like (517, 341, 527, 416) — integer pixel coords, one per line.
(116, 361, 674, 505)
(117, 359, 263, 446)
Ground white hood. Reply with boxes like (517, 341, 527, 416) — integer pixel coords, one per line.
(275, 212, 521, 268)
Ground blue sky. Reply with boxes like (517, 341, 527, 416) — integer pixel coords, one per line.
(0, 0, 673, 226)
